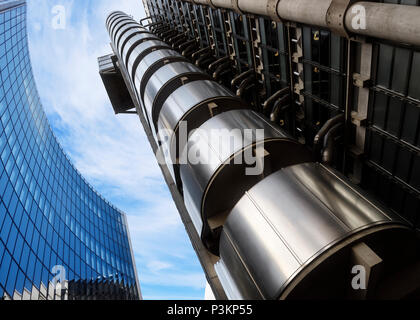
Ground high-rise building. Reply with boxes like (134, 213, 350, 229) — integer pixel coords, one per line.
(102, 0, 420, 300)
(0, 0, 140, 300)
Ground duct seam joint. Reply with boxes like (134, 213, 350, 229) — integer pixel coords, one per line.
(268, 0, 282, 22)
(326, 0, 355, 38)
(230, 0, 242, 14)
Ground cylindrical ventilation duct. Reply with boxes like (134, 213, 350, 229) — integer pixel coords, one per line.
(216, 163, 418, 299)
(126, 40, 171, 81)
(143, 61, 210, 126)
(117, 27, 152, 57)
(157, 80, 247, 189)
(180, 109, 313, 253)
(121, 33, 161, 66)
(134, 49, 188, 102)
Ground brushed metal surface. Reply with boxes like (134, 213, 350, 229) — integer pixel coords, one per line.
(217, 163, 412, 299)
(156, 80, 246, 190)
(125, 40, 169, 79)
(143, 61, 204, 123)
(133, 49, 183, 99)
(180, 109, 312, 249)
(156, 80, 235, 134)
(115, 24, 145, 51)
(110, 16, 133, 39)
(114, 22, 140, 46)
(117, 28, 150, 56)
(106, 12, 124, 29)
(121, 33, 159, 64)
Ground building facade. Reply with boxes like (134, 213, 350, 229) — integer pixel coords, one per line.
(102, 0, 420, 300)
(0, 0, 140, 300)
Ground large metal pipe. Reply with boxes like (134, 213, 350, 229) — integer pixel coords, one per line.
(277, 0, 331, 27)
(180, 109, 313, 253)
(345, 2, 420, 46)
(216, 163, 419, 299)
(211, 0, 281, 20)
(181, 0, 420, 46)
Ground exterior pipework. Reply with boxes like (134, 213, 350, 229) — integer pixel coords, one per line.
(216, 163, 418, 299)
(157, 80, 247, 190)
(115, 23, 145, 50)
(180, 109, 313, 253)
(126, 39, 171, 80)
(134, 49, 188, 101)
(118, 29, 152, 53)
(143, 61, 210, 126)
(179, 0, 420, 46)
(121, 33, 160, 65)
(106, 11, 241, 299)
(105, 10, 420, 300)
(107, 11, 311, 254)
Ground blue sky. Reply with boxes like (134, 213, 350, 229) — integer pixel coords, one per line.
(26, 0, 206, 300)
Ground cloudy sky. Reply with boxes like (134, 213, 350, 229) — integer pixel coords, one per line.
(26, 0, 206, 300)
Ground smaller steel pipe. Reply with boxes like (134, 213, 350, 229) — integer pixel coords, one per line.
(322, 123, 343, 165)
(263, 87, 289, 112)
(213, 61, 232, 80)
(236, 75, 255, 98)
(314, 113, 345, 146)
(231, 69, 254, 89)
(209, 56, 230, 72)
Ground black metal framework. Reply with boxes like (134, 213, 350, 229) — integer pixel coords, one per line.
(363, 37, 420, 226)
(258, 19, 288, 98)
(301, 25, 348, 148)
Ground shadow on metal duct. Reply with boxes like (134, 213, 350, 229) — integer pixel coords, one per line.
(216, 163, 420, 299)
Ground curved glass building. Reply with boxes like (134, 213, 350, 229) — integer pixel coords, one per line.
(0, 1, 140, 300)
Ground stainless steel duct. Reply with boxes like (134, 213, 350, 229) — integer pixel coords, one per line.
(117, 28, 147, 51)
(134, 49, 188, 101)
(216, 163, 418, 299)
(143, 61, 210, 126)
(156, 80, 247, 189)
(115, 23, 148, 48)
(109, 16, 133, 39)
(180, 109, 312, 253)
(126, 40, 171, 80)
(106, 11, 124, 29)
(113, 22, 141, 45)
(121, 33, 160, 65)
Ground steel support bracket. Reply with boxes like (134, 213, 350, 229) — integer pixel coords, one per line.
(230, 0, 243, 14)
(326, 0, 355, 38)
(194, 0, 216, 9)
(353, 73, 372, 88)
(351, 111, 367, 127)
(267, 0, 282, 22)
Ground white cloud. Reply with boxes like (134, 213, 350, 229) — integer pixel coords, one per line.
(27, 0, 205, 299)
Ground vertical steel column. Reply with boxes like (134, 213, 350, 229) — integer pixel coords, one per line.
(287, 23, 305, 143)
(349, 41, 372, 183)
